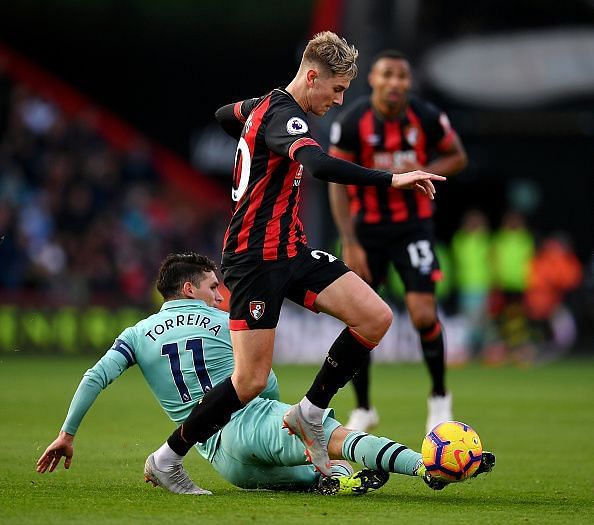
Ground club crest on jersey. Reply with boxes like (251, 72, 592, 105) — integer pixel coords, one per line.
(287, 117, 308, 135)
(249, 301, 265, 320)
(404, 125, 419, 146)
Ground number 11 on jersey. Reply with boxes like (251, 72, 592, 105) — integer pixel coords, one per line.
(161, 338, 213, 403)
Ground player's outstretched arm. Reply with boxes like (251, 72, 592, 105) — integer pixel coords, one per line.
(296, 146, 446, 196)
(36, 431, 75, 473)
(34, 351, 130, 475)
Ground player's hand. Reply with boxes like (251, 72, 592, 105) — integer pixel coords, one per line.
(36, 431, 75, 473)
(391, 171, 446, 200)
(342, 241, 372, 284)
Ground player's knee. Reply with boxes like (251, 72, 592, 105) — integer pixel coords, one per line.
(378, 303, 393, 333)
(410, 310, 438, 331)
(233, 374, 268, 402)
(365, 301, 393, 341)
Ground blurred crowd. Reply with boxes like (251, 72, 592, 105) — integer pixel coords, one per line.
(450, 209, 583, 364)
(0, 73, 225, 306)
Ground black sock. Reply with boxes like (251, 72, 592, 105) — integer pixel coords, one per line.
(167, 377, 244, 456)
(306, 327, 373, 409)
(351, 350, 371, 409)
(419, 321, 446, 396)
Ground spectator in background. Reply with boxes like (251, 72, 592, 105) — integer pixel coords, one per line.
(451, 210, 492, 357)
(484, 210, 535, 365)
(491, 211, 534, 295)
(526, 234, 582, 355)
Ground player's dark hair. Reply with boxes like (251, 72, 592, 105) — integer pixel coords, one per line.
(156, 252, 217, 300)
(370, 49, 409, 68)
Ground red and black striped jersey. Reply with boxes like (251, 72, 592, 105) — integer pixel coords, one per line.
(222, 88, 319, 263)
(329, 94, 456, 225)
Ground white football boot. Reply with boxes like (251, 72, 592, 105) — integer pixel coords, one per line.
(345, 407, 379, 432)
(426, 392, 453, 433)
(144, 453, 212, 495)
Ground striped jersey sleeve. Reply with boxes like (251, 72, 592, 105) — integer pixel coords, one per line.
(234, 97, 262, 123)
(409, 97, 456, 151)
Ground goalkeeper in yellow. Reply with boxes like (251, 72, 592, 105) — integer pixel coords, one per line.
(36, 252, 494, 495)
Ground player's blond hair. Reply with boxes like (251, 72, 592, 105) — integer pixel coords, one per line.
(302, 31, 359, 79)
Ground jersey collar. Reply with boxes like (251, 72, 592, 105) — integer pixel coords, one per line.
(275, 87, 301, 106)
(159, 299, 208, 311)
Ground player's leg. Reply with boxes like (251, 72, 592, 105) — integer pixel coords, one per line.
(315, 271, 393, 341)
(328, 425, 422, 477)
(327, 423, 496, 491)
(283, 251, 392, 476)
(230, 329, 275, 402)
(405, 291, 451, 432)
(318, 421, 419, 495)
(394, 223, 452, 432)
(346, 244, 389, 431)
(405, 291, 445, 396)
(211, 397, 334, 491)
(212, 398, 384, 495)
(305, 271, 393, 417)
(211, 435, 319, 491)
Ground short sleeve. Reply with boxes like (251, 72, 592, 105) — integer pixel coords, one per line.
(235, 97, 262, 123)
(264, 99, 319, 160)
(416, 99, 456, 150)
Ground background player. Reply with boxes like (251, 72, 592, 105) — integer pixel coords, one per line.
(328, 49, 468, 433)
(155, 32, 446, 480)
(35, 252, 495, 494)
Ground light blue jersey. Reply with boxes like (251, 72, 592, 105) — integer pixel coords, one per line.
(62, 299, 279, 461)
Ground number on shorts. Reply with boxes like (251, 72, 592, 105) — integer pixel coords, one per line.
(311, 249, 337, 262)
(161, 338, 213, 403)
(406, 240, 434, 268)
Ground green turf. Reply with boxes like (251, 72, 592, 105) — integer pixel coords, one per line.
(1, 355, 593, 524)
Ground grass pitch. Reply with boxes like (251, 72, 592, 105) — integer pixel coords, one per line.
(1, 355, 593, 524)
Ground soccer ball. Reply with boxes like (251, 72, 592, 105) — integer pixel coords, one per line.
(422, 421, 483, 482)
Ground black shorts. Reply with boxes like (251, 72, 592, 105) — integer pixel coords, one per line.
(355, 219, 442, 293)
(221, 246, 350, 330)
